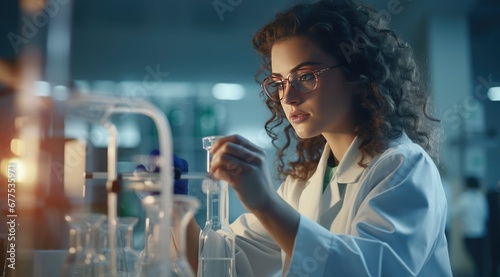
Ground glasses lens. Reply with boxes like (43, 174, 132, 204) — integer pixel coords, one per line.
(290, 69, 317, 94)
(263, 77, 283, 101)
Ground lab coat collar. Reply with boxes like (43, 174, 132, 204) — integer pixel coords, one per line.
(299, 133, 411, 223)
(321, 132, 412, 184)
(305, 135, 366, 189)
(335, 135, 369, 184)
(299, 136, 366, 222)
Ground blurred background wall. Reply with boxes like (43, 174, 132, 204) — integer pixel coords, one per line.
(0, 0, 499, 276)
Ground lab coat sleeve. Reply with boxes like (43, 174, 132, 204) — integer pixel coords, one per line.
(230, 184, 287, 277)
(286, 147, 451, 277)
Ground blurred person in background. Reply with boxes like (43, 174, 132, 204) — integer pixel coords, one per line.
(453, 176, 489, 277)
(487, 180, 500, 277)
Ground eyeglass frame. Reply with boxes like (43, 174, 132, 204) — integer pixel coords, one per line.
(261, 64, 343, 101)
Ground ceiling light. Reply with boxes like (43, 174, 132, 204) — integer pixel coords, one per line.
(487, 87, 500, 101)
(212, 83, 245, 100)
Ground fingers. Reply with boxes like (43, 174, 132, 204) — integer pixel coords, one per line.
(210, 156, 245, 184)
(211, 134, 264, 156)
(211, 143, 252, 171)
(210, 151, 248, 184)
(209, 135, 265, 183)
(217, 142, 261, 165)
(208, 135, 275, 212)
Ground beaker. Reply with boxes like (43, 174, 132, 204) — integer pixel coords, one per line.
(170, 195, 200, 277)
(60, 213, 109, 277)
(198, 136, 236, 277)
(101, 217, 140, 277)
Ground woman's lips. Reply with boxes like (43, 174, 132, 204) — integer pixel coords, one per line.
(290, 113, 310, 123)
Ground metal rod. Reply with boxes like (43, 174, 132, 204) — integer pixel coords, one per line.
(84, 171, 208, 181)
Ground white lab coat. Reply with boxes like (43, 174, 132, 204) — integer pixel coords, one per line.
(230, 133, 452, 277)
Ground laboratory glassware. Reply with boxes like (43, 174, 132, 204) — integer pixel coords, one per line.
(101, 217, 140, 277)
(63, 93, 174, 276)
(117, 217, 140, 276)
(170, 195, 200, 277)
(137, 195, 169, 277)
(137, 194, 200, 277)
(60, 213, 109, 277)
(198, 136, 236, 277)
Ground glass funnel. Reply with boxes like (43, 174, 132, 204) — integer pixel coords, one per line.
(198, 136, 236, 277)
(60, 213, 109, 277)
(101, 217, 140, 277)
(170, 195, 200, 277)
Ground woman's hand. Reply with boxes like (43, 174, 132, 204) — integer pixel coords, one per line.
(210, 134, 300, 256)
(209, 135, 277, 213)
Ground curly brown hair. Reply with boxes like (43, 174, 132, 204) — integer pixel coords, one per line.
(252, 0, 440, 181)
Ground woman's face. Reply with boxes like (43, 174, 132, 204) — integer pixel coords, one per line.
(270, 36, 356, 139)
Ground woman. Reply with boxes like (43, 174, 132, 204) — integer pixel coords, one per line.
(188, 0, 452, 276)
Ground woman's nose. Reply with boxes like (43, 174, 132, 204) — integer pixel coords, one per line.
(281, 83, 302, 105)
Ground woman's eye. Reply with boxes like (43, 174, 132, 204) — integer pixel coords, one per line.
(299, 73, 315, 82)
(273, 81, 285, 90)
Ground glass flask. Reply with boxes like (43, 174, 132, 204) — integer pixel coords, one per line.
(137, 195, 200, 277)
(60, 213, 110, 277)
(137, 195, 169, 277)
(101, 217, 140, 277)
(170, 195, 200, 277)
(198, 136, 236, 277)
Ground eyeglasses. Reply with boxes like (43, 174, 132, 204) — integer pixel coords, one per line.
(261, 64, 342, 101)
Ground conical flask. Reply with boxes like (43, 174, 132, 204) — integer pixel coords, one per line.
(198, 136, 236, 277)
(118, 217, 140, 276)
(170, 195, 200, 277)
(60, 213, 109, 277)
(101, 217, 140, 277)
(137, 195, 169, 277)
